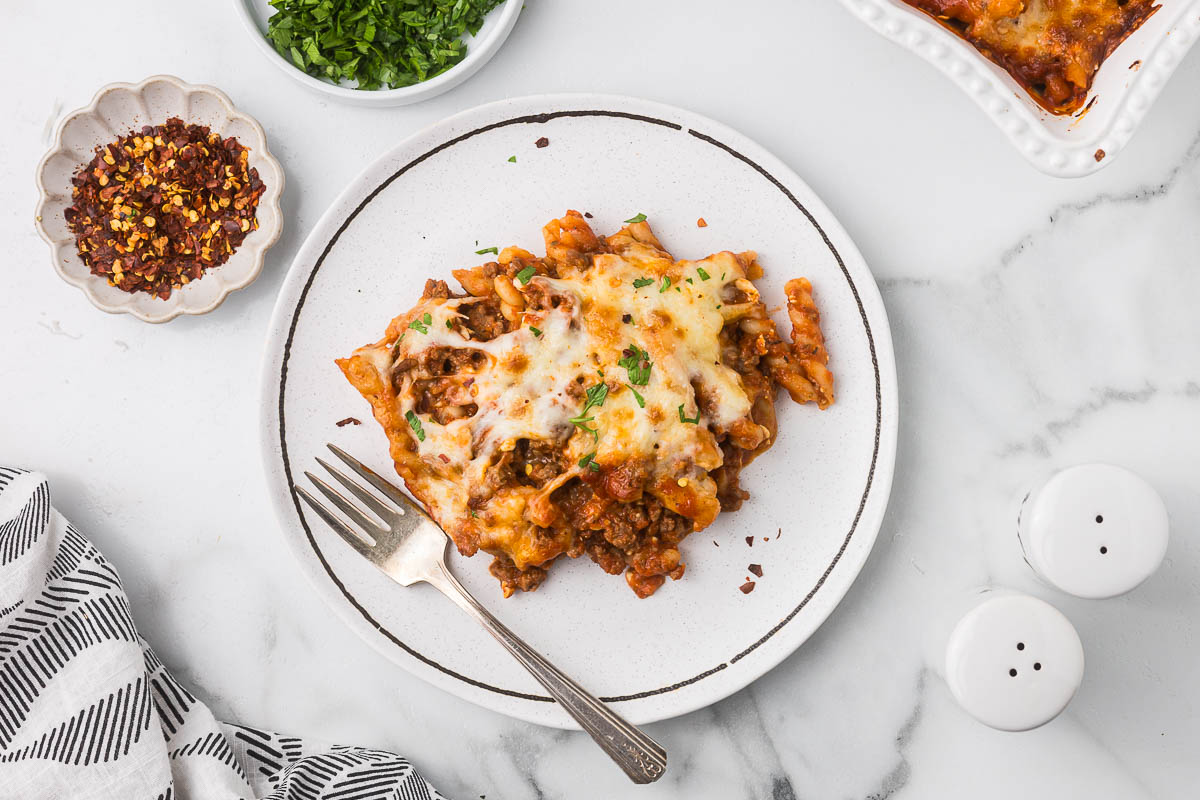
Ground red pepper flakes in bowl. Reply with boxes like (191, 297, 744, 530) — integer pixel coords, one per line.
(63, 117, 265, 300)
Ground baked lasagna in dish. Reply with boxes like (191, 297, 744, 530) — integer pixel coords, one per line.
(902, 0, 1158, 113)
(337, 212, 834, 598)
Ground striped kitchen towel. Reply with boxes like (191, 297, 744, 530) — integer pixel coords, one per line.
(0, 467, 448, 800)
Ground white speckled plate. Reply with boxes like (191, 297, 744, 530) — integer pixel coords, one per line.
(839, 0, 1200, 176)
(34, 75, 284, 323)
(260, 95, 898, 728)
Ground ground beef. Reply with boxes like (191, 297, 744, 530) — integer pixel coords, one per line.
(418, 346, 487, 376)
(550, 476, 692, 595)
(489, 554, 548, 595)
(461, 296, 511, 341)
(420, 279, 452, 300)
(512, 438, 567, 487)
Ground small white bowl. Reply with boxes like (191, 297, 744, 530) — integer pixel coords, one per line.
(233, 0, 523, 107)
(839, 0, 1200, 176)
(34, 75, 285, 323)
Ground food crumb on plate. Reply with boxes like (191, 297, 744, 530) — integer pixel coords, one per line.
(335, 417, 361, 427)
(739, 580, 756, 594)
(745, 535, 754, 547)
(535, 137, 549, 148)
(697, 217, 707, 227)
(748, 563, 763, 577)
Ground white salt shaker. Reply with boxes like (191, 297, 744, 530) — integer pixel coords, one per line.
(1018, 463, 1169, 599)
(935, 590, 1085, 732)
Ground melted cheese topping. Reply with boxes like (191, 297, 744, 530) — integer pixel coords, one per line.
(904, 0, 1158, 113)
(381, 248, 766, 566)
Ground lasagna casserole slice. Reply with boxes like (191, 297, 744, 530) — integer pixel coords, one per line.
(903, 0, 1158, 114)
(336, 212, 834, 598)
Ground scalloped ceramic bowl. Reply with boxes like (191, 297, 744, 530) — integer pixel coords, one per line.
(34, 75, 284, 323)
(839, 0, 1200, 177)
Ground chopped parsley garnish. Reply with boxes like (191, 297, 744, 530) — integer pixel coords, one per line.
(721, 272, 726, 280)
(469, 509, 479, 519)
(445, 319, 453, 329)
(264, 0, 506, 91)
(569, 380, 609, 442)
(685, 277, 694, 284)
(627, 385, 646, 408)
(405, 410, 426, 441)
(570, 415, 597, 440)
(618, 344, 652, 385)
(697, 267, 711, 281)
(507, 155, 516, 163)
(678, 404, 700, 425)
(659, 276, 671, 293)
(515, 265, 536, 285)
(583, 381, 609, 411)
(632, 277, 654, 289)
(578, 453, 600, 472)
(408, 312, 432, 334)
(624, 213, 647, 224)
(475, 246, 498, 255)
(529, 326, 542, 337)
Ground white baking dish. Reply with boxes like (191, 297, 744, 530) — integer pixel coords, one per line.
(839, 0, 1200, 176)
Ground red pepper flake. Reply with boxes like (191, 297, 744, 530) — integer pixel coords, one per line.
(535, 136, 550, 148)
(584, 212, 593, 219)
(1094, 149, 1106, 162)
(739, 580, 756, 594)
(1130, 60, 1142, 70)
(335, 417, 361, 427)
(748, 563, 763, 577)
(697, 217, 707, 227)
(745, 536, 754, 547)
(63, 117, 265, 300)
(438, 454, 450, 463)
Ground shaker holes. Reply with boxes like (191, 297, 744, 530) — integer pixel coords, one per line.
(1009, 668, 1018, 677)
(1100, 546, 1108, 554)
(1096, 515, 1104, 523)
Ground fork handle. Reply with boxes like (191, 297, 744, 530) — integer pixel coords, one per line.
(425, 563, 667, 784)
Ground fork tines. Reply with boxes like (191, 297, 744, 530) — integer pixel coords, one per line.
(295, 444, 425, 558)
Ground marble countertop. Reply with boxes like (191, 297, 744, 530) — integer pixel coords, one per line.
(2, 2, 1197, 797)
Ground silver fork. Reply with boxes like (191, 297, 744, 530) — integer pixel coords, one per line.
(295, 443, 668, 784)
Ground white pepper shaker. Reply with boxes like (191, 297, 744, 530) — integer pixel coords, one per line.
(941, 590, 1085, 732)
(1018, 463, 1169, 599)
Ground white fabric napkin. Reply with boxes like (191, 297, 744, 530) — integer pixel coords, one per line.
(0, 467, 448, 800)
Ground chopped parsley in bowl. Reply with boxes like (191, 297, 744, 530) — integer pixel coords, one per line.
(237, 0, 520, 105)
